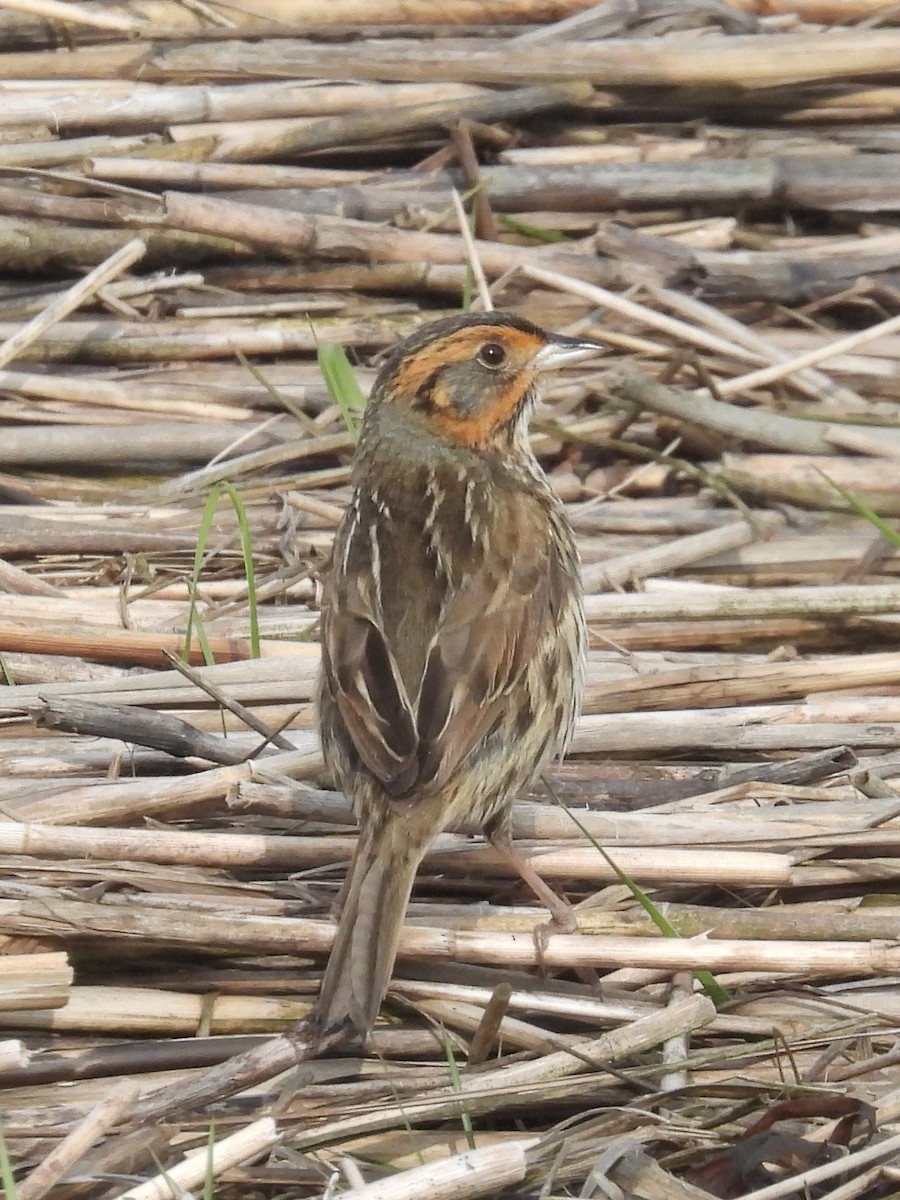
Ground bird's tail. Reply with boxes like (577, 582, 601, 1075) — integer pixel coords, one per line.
(313, 818, 430, 1039)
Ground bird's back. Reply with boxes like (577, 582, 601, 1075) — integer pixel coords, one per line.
(318, 410, 583, 825)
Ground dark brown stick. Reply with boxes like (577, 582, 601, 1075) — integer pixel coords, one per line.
(32, 698, 251, 765)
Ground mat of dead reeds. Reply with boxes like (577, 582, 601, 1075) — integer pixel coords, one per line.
(6, 2, 900, 1198)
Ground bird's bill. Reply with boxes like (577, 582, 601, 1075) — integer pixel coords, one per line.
(531, 336, 604, 371)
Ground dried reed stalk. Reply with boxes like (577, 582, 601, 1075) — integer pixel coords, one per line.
(0, 952, 71, 1013)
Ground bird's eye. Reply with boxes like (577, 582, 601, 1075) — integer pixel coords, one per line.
(477, 342, 507, 369)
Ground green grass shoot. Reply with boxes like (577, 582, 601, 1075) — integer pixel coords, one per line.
(234, 346, 320, 434)
(184, 481, 260, 664)
(545, 777, 730, 1006)
(317, 342, 366, 440)
(817, 469, 900, 546)
(441, 1032, 476, 1151)
(497, 214, 571, 243)
(461, 249, 475, 312)
(458, 196, 480, 312)
(203, 1123, 216, 1200)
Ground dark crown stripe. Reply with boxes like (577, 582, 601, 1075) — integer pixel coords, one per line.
(411, 367, 442, 412)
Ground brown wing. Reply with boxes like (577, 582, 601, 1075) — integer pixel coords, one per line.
(322, 565, 421, 796)
(321, 488, 567, 800)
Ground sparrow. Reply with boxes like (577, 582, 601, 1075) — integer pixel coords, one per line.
(314, 311, 599, 1039)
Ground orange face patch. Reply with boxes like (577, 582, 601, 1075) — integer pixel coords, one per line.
(427, 374, 534, 449)
(388, 324, 547, 449)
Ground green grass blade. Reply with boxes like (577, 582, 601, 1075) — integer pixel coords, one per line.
(497, 213, 571, 243)
(317, 342, 366, 439)
(218, 481, 260, 660)
(183, 485, 222, 665)
(458, 194, 476, 312)
(234, 346, 319, 433)
(461, 254, 474, 312)
(546, 778, 730, 1006)
(184, 481, 260, 664)
(441, 1032, 476, 1150)
(193, 616, 215, 668)
(203, 1123, 216, 1200)
(816, 468, 900, 547)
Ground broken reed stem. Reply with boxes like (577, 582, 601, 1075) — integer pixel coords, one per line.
(2, 748, 324, 825)
(7, 987, 311, 1036)
(646, 283, 864, 408)
(583, 514, 782, 590)
(338, 1141, 532, 1200)
(0, 555, 62, 597)
(125, 993, 715, 1135)
(713, 307, 900, 397)
(0, 238, 145, 371)
(106, 1118, 280, 1200)
(0, 952, 71, 1012)
(292, 995, 717, 1151)
(16, 1080, 139, 1200)
(616, 369, 892, 455)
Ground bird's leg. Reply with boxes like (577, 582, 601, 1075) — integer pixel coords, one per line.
(486, 821, 603, 986)
(486, 819, 576, 934)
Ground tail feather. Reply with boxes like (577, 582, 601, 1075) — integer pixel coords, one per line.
(314, 820, 427, 1038)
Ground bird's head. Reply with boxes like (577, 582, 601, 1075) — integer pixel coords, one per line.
(369, 312, 602, 452)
